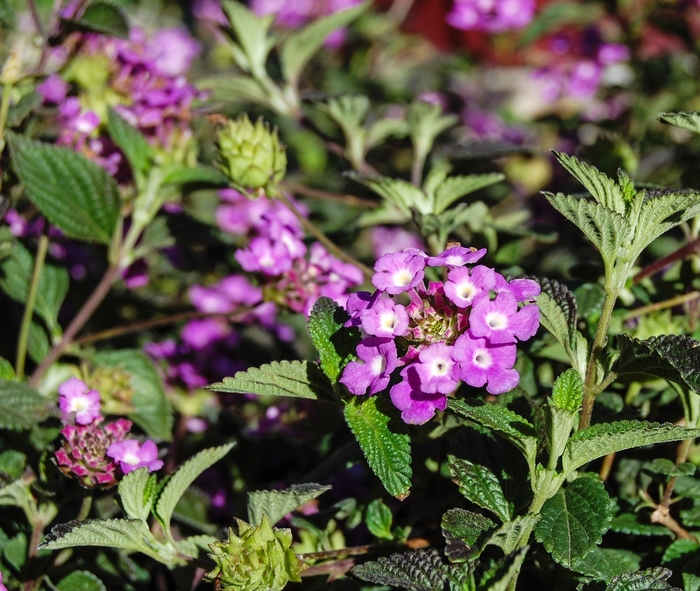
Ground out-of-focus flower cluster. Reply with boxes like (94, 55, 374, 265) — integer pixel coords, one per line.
(447, 0, 535, 33)
(251, 0, 364, 47)
(38, 24, 203, 176)
(340, 246, 540, 425)
(54, 377, 163, 488)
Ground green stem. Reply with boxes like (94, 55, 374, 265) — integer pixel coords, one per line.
(16, 235, 49, 379)
(0, 79, 14, 157)
(579, 289, 618, 431)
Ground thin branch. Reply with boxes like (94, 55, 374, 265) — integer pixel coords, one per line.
(623, 291, 700, 321)
(633, 237, 700, 284)
(281, 181, 378, 209)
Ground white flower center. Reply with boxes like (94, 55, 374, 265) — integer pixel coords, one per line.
(71, 397, 89, 413)
(370, 355, 387, 376)
(122, 452, 141, 466)
(431, 359, 451, 377)
(380, 312, 397, 331)
(486, 312, 508, 330)
(473, 350, 492, 369)
(392, 269, 413, 287)
(458, 281, 476, 300)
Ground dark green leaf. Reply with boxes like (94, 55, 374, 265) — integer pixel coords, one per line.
(615, 334, 700, 395)
(607, 567, 681, 591)
(118, 468, 157, 522)
(344, 395, 412, 499)
(0, 0, 15, 29)
(610, 513, 673, 538)
(552, 369, 583, 412)
(658, 111, 700, 135)
(247, 483, 331, 527)
(449, 455, 512, 523)
(91, 350, 173, 441)
(162, 165, 229, 186)
(478, 547, 529, 591)
(662, 539, 700, 565)
(441, 508, 495, 561)
(366, 499, 393, 540)
(207, 360, 335, 401)
(9, 133, 120, 244)
(106, 108, 153, 176)
(0, 450, 25, 480)
(308, 296, 360, 383)
(8, 92, 42, 127)
(27, 321, 49, 364)
(352, 548, 448, 591)
(56, 571, 107, 591)
(63, 1, 129, 38)
(534, 476, 612, 568)
(0, 379, 54, 430)
(0, 358, 13, 380)
(572, 547, 641, 583)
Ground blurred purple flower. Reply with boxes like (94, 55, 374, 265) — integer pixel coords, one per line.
(107, 439, 164, 474)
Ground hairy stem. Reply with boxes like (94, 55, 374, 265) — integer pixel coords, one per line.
(16, 234, 49, 379)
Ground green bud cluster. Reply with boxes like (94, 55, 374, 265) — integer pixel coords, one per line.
(205, 515, 306, 591)
(216, 114, 287, 194)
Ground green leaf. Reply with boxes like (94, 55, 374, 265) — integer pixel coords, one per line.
(518, 2, 605, 46)
(0, 450, 26, 479)
(118, 467, 157, 522)
(562, 420, 700, 477)
(552, 151, 626, 214)
(247, 483, 331, 527)
(207, 360, 335, 401)
(280, 2, 369, 86)
(344, 395, 412, 499)
(0, 358, 14, 380)
(433, 173, 504, 214)
(0, 238, 69, 331)
(532, 276, 586, 373)
(408, 101, 458, 175)
(479, 547, 529, 591)
(64, 0, 129, 37)
(658, 111, 700, 134)
(56, 571, 107, 591)
(8, 92, 42, 127)
(352, 548, 449, 591)
(366, 499, 394, 540)
(551, 369, 583, 412)
(154, 443, 234, 537)
(221, 1, 274, 76)
(91, 350, 173, 441)
(307, 296, 360, 383)
(489, 514, 540, 555)
(40, 519, 163, 562)
(9, 133, 120, 244)
(534, 476, 612, 568)
(448, 453, 512, 523)
(634, 189, 700, 256)
(607, 567, 681, 591)
(0, 0, 15, 29)
(27, 320, 50, 364)
(106, 108, 153, 177)
(572, 547, 641, 582)
(610, 513, 672, 538)
(441, 508, 495, 561)
(615, 334, 700, 395)
(198, 75, 272, 108)
(161, 165, 229, 186)
(347, 171, 422, 214)
(448, 399, 538, 473)
(0, 379, 54, 430)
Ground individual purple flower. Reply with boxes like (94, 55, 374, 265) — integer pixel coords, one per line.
(37, 74, 69, 104)
(148, 28, 201, 76)
(339, 337, 399, 395)
(235, 236, 294, 275)
(181, 318, 231, 350)
(369, 226, 425, 258)
(360, 298, 409, 338)
(427, 246, 486, 268)
(344, 291, 378, 327)
(498, 276, 541, 301)
(107, 439, 164, 474)
(444, 265, 496, 308)
(453, 333, 519, 394)
(390, 365, 448, 425)
(372, 251, 426, 295)
(58, 377, 102, 425)
(414, 343, 459, 394)
(469, 291, 540, 344)
(447, 0, 535, 33)
(217, 275, 263, 306)
(566, 61, 603, 99)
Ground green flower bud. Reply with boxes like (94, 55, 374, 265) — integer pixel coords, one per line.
(205, 515, 306, 591)
(217, 114, 287, 194)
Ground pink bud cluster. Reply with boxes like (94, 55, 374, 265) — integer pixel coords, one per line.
(339, 247, 540, 425)
(54, 378, 163, 488)
(218, 189, 363, 316)
(446, 0, 536, 33)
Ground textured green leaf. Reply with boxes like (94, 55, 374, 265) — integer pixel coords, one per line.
(347, 171, 423, 214)
(9, 133, 120, 244)
(607, 567, 681, 591)
(572, 547, 641, 582)
(308, 296, 360, 383)
(0, 239, 68, 331)
(221, 1, 274, 75)
(659, 111, 700, 134)
(280, 2, 369, 86)
(610, 513, 673, 538)
(118, 467, 157, 522)
(352, 548, 448, 591)
(634, 190, 700, 256)
(27, 320, 50, 364)
(448, 399, 538, 471)
(3, 532, 26, 571)
(106, 108, 153, 176)
(366, 498, 394, 540)
(162, 165, 229, 186)
(65, 0, 129, 37)
(534, 476, 612, 568)
(91, 349, 173, 441)
(155, 443, 234, 536)
(479, 547, 529, 591)
(0, 379, 54, 430)
(207, 360, 335, 401)
(433, 173, 504, 214)
(198, 75, 271, 107)
(662, 539, 699, 564)
(551, 369, 583, 412)
(344, 395, 412, 499)
(449, 455, 512, 523)
(56, 570, 107, 591)
(563, 420, 700, 476)
(552, 152, 626, 214)
(0, 450, 26, 480)
(615, 334, 700, 395)
(247, 483, 331, 526)
(441, 508, 495, 561)
(40, 519, 162, 560)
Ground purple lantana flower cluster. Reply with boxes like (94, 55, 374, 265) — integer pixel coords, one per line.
(218, 188, 363, 316)
(54, 377, 163, 488)
(37, 26, 203, 177)
(339, 247, 540, 425)
(446, 0, 536, 33)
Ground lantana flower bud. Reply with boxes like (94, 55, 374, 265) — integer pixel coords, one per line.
(216, 114, 287, 194)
